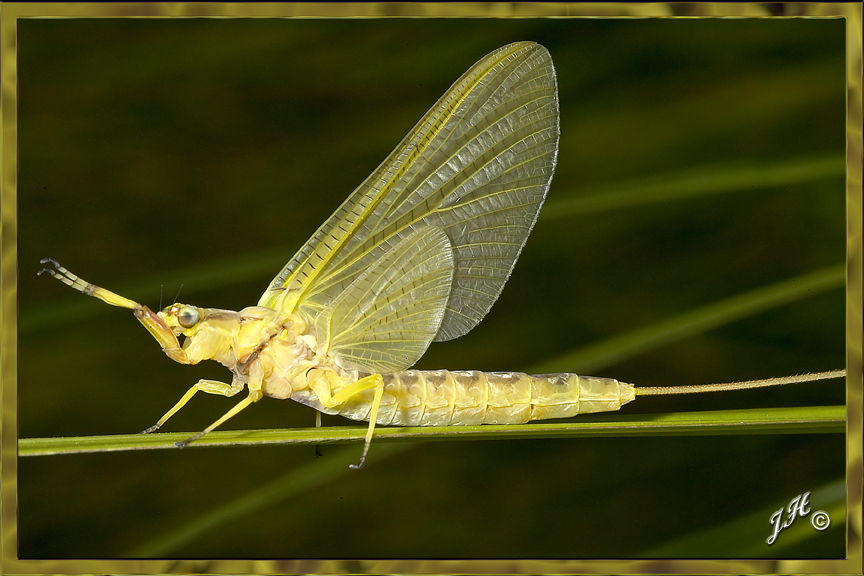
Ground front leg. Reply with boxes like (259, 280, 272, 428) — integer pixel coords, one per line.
(133, 305, 189, 362)
(38, 259, 186, 361)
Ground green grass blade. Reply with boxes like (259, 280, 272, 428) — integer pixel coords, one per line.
(23, 154, 842, 335)
(540, 154, 844, 219)
(640, 477, 846, 557)
(125, 442, 413, 557)
(530, 263, 845, 374)
(19, 405, 845, 456)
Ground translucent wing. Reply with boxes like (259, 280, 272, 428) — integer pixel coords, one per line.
(315, 226, 453, 372)
(260, 42, 559, 370)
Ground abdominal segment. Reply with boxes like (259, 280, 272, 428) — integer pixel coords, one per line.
(291, 369, 636, 426)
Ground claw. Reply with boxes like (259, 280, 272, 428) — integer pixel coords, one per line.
(175, 431, 205, 449)
(37, 258, 140, 309)
(37, 258, 61, 277)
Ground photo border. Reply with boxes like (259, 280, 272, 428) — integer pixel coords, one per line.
(2, 2, 860, 574)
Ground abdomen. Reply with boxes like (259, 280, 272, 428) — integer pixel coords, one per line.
(295, 369, 636, 426)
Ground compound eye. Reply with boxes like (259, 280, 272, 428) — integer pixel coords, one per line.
(177, 306, 200, 328)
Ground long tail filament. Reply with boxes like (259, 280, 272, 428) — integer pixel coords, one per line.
(636, 369, 846, 396)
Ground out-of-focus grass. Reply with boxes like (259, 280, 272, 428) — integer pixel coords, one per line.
(17, 18, 846, 560)
(22, 153, 845, 556)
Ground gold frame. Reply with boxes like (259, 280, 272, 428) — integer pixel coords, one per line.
(2, 3, 860, 574)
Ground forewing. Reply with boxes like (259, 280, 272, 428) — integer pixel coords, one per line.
(315, 226, 453, 373)
(260, 41, 559, 343)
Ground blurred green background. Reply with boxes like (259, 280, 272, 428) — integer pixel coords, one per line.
(17, 18, 845, 558)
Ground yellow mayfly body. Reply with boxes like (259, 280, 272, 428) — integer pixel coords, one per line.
(39, 42, 843, 469)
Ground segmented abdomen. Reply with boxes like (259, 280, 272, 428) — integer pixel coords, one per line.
(307, 369, 635, 426)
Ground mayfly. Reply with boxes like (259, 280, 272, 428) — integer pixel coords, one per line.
(40, 42, 844, 468)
